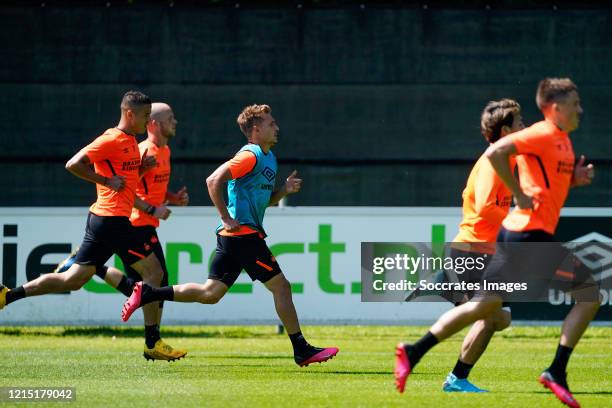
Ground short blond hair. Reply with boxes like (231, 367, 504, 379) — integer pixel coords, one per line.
(536, 78, 577, 110)
(237, 104, 271, 138)
(480, 99, 521, 143)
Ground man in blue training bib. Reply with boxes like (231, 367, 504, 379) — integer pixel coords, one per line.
(121, 104, 339, 367)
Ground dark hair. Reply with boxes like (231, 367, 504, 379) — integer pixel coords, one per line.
(120, 91, 151, 110)
(536, 78, 577, 110)
(480, 99, 521, 143)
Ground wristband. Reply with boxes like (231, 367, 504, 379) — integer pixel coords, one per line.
(146, 205, 156, 215)
(102, 177, 108, 187)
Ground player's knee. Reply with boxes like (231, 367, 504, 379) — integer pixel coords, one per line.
(65, 274, 89, 291)
(202, 291, 223, 304)
(493, 311, 511, 332)
(269, 275, 292, 295)
(470, 298, 502, 319)
(580, 298, 601, 313)
(150, 267, 163, 286)
(141, 266, 163, 286)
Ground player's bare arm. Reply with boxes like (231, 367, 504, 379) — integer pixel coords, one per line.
(485, 140, 533, 210)
(206, 163, 239, 232)
(139, 148, 157, 178)
(269, 170, 302, 206)
(65, 151, 125, 191)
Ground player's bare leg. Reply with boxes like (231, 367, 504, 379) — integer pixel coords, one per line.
(539, 286, 601, 408)
(443, 308, 511, 392)
(1, 264, 95, 310)
(264, 273, 339, 366)
(128, 253, 185, 361)
(395, 295, 502, 393)
(24, 264, 96, 295)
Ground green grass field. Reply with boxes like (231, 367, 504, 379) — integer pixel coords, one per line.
(0, 325, 610, 407)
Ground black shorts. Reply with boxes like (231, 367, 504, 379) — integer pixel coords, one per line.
(124, 226, 168, 286)
(447, 247, 493, 304)
(477, 228, 597, 301)
(74, 213, 154, 268)
(209, 234, 282, 288)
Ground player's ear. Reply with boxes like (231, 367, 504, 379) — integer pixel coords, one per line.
(500, 125, 511, 137)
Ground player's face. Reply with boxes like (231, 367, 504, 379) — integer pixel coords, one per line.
(131, 105, 152, 134)
(160, 109, 178, 139)
(555, 91, 582, 132)
(256, 113, 279, 146)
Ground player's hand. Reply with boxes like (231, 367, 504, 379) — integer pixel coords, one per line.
(105, 175, 126, 192)
(514, 192, 535, 210)
(572, 155, 595, 187)
(174, 186, 189, 206)
(284, 170, 302, 194)
(140, 148, 157, 174)
(153, 205, 171, 220)
(222, 216, 240, 232)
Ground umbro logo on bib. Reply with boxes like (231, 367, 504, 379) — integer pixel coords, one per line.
(261, 166, 276, 182)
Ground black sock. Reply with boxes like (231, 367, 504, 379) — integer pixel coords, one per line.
(452, 359, 474, 379)
(141, 285, 174, 305)
(116, 276, 136, 297)
(548, 344, 573, 377)
(288, 331, 310, 354)
(408, 331, 439, 365)
(95, 265, 108, 280)
(5, 286, 26, 305)
(145, 324, 161, 349)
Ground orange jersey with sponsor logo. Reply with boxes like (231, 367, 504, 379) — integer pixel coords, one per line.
(454, 153, 515, 254)
(130, 140, 172, 228)
(503, 120, 574, 235)
(80, 128, 141, 217)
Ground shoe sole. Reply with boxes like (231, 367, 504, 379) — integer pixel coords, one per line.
(394, 343, 411, 394)
(539, 375, 580, 408)
(298, 348, 339, 367)
(143, 352, 187, 362)
(121, 282, 142, 322)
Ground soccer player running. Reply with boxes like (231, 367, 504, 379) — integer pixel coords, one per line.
(120, 104, 339, 366)
(442, 99, 523, 393)
(89, 102, 189, 360)
(394, 78, 599, 408)
(0, 91, 172, 355)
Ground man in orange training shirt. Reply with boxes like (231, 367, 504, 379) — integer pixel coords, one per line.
(0, 92, 172, 360)
(442, 99, 523, 393)
(395, 79, 599, 408)
(93, 102, 189, 361)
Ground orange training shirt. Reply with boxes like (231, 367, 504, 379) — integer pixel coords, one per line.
(502, 120, 575, 235)
(130, 140, 171, 228)
(454, 153, 514, 254)
(80, 128, 141, 218)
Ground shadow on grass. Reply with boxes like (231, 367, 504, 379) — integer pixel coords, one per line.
(0, 327, 274, 339)
(297, 370, 391, 376)
(509, 390, 612, 396)
(205, 355, 291, 360)
(296, 370, 436, 377)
